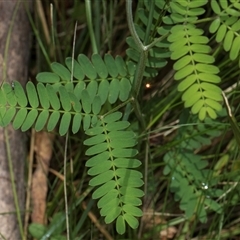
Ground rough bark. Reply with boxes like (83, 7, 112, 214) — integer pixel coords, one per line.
(0, 1, 31, 239)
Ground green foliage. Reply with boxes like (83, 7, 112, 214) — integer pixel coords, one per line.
(163, 112, 224, 222)
(162, 0, 223, 120)
(84, 112, 144, 233)
(0, 53, 135, 136)
(28, 212, 66, 240)
(210, 0, 240, 62)
(126, 1, 170, 77)
(4, 1, 240, 238)
(0, 53, 143, 235)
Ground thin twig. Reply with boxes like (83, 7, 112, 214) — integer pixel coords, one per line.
(63, 21, 78, 240)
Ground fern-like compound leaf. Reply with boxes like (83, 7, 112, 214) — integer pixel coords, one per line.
(210, 1, 240, 63)
(168, 23, 222, 120)
(0, 81, 99, 135)
(163, 111, 224, 222)
(84, 112, 143, 234)
(37, 53, 134, 105)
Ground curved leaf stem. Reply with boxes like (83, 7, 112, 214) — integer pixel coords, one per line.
(126, 0, 145, 51)
(146, 33, 169, 50)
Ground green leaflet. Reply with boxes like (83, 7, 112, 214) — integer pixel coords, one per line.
(21, 109, 38, 131)
(87, 160, 112, 176)
(98, 80, 109, 105)
(83, 114, 91, 131)
(78, 54, 97, 80)
(35, 110, 49, 132)
(37, 83, 50, 109)
(87, 80, 98, 103)
(13, 108, 28, 129)
(123, 213, 139, 229)
(26, 82, 39, 108)
(116, 215, 125, 235)
(3, 83, 17, 106)
(91, 54, 108, 79)
(89, 170, 115, 186)
(81, 89, 91, 113)
(59, 112, 71, 136)
(104, 54, 118, 78)
(13, 81, 27, 107)
(108, 78, 120, 104)
(92, 180, 116, 199)
(72, 113, 82, 134)
(46, 84, 60, 110)
(36, 72, 60, 83)
(59, 86, 71, 111)
(65, 57, 84, 80)
(47, 111, 60, 131)
(51, 62, 71, 81)
(1, 107, 16, 127)
(69, 92, 81, 112)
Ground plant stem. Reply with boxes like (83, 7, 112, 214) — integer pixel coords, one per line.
(85, 0, 98, 54)
(126, 0, 144, 51)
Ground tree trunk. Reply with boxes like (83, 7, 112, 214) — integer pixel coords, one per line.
(0, 1, 31, 239)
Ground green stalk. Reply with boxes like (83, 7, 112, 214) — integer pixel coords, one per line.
(93, 0, 101, 52)
(126, 0, 149, 129)
(126, 0, 144, 51)
(25, 3, 51, 67)
(222, 92, 240, 148)
(143, 0, 155, 45)
(85, 0, 98, 54)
